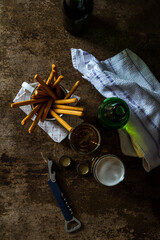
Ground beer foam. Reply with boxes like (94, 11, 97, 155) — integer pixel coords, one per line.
(95, 156, 125, 186)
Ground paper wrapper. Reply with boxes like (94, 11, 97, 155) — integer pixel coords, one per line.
(13, 82, 83, 143)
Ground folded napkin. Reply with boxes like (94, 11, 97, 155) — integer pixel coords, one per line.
(13, 82, 83, 142)
(71, 48, 160, 172)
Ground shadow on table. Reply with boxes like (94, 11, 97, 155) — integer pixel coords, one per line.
(79, 4, 160, 77)
(147, 166, 160, 223)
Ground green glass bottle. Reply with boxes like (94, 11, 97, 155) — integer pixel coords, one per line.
(98, 97, 130, 129)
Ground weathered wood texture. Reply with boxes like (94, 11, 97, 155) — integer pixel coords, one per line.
(1, 0, 160, 239)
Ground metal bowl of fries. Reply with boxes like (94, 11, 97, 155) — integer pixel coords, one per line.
(31, 84, 67, 121)
(11, 64, 85, 134)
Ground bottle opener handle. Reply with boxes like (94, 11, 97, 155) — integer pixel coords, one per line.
(48, 179, 81, 232)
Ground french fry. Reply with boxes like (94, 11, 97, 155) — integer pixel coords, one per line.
(31, 75, 64, 99)
(21, 104, 42, 125)
(52, 64, 57, 81)
(50, 109, 73, 132)
(11, 97, 49, 108)
(53, 104, 84, 112)
(64, 80, 80, 99)
(34, 89, 46, 96)
(54, 109, 83, 117)
(52, 64, 61, 99)
(41, 98, 53, 122)
(51, 75, 64, 89)
(46, 65, 55, 85)
(36, 84, 46, 92)
(36, 84, 41, 90)
(35, 85, 48, 95)
(32, 75, 64, 99)
(52, 64, 56, 72)
(34, 74, 57, 100)
(53, 98, 78, 105)
(31, 89, 48, 99)
(28, 103, 47, 134)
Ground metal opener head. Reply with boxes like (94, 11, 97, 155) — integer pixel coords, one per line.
(46, 157, 56, 182)
(65, 217, 81, 233)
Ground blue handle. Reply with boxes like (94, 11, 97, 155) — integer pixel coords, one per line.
(48, 179, 73, 221)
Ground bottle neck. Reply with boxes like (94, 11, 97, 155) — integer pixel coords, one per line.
(63, 0, 93, 19)
(98, 98, 130, 129)
(113, 103, 128, 119)
(65, 0, 84, 9)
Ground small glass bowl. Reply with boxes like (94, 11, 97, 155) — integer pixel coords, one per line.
(68, 123, 101, 155)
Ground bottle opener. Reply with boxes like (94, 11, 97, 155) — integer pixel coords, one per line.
(47, 157, 81, 233)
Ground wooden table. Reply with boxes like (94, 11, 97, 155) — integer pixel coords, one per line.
(1, 0, 160, 239)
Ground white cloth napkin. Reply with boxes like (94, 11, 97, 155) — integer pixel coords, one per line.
(71, 48, 160, 172)
(13, 82, 83, 142)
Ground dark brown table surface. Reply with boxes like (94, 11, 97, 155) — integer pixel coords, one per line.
(1, 0, 160, 239)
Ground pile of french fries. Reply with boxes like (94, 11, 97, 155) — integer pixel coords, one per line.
(11, 64, 84, 133)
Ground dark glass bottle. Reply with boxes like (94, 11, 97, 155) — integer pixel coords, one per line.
(98, 97, 130, 129)
(61, 0, 93, 35)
